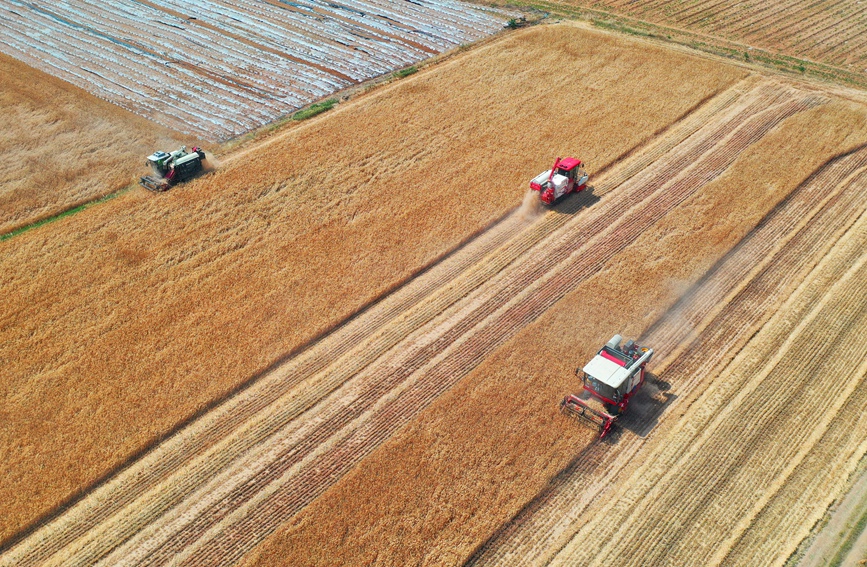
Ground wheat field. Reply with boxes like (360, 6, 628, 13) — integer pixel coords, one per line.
(0, 23, 744, 552)
(546, 0, 867, 78)
(4, 14, 867, 566)
(239, 80, 867, 567)
(0, 53, 186, 233)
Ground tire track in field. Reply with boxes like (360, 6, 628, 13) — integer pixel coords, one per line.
(0, 80, 810, 567)
(465, 145, 867, 567)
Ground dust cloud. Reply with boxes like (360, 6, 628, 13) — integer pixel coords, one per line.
(202, 152, 220, 173)
(518, 189, 544, 221)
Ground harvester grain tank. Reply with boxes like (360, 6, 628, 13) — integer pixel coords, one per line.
(140, 146, 206, 192)
(529, 156, 588, 204)
(560, 335, 654, 438)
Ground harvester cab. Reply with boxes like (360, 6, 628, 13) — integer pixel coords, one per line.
(140, 145, 206, 192)
(561, 335, 654, 438)
(530, 157, 588, 205)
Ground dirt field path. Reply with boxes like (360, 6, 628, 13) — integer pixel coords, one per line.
(798, 469, 867, 567)
(0, 74, 801, 567)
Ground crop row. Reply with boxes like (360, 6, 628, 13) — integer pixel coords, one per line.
(590, 0, 867, 70)
(563, 209, 867, 566)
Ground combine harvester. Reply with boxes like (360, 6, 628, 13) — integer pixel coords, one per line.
(140, 146, 207, 192)
(529, 156, 588, 204)
(561, 335, 654, 438)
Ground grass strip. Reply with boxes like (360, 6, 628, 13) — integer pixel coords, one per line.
(829, 501, 867, 567)
(0, 188, 128, 242)
(292, 98, 338, 121)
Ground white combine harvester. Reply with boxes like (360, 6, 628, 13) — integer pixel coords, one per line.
(140, 146, 207, 192)
(561, 334, 654, 438)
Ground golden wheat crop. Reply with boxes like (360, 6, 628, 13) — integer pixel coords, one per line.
(0, 53, 188, 233)
(0, 23, 744, 547)
(237, 89, 867, 567)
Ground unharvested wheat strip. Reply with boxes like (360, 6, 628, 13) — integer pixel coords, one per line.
(592, 75, 758, 190)
(469, 154, 867, 567)
(136, 92, 820, 563)
(555, 207, 867, 567)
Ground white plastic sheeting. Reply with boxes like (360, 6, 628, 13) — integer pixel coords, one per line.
(0, 0, 512, 140)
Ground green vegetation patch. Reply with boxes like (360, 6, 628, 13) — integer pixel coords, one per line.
(0, 189, 126, 242)
(292, 98, 339, 121)
(393, 65, 418, 79)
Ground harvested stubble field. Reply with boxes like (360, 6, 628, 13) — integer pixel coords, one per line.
(0, 23, 747, 561)
(0, 52, 186, 233)
(536, 0, 867, 81)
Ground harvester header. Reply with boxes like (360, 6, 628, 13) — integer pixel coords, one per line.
(561, 335, 654, 438)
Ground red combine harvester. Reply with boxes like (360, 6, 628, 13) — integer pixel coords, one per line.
(561, 335, 654, 438)
(529, 157, 589, 205)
